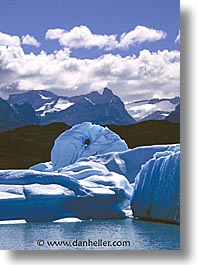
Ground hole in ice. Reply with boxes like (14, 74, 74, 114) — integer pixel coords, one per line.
(84, 138, 90, 147)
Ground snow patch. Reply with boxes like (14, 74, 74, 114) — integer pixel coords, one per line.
(39, 94, 52, 100)
(54, 98, 74, 110)
(125, 99, 178, 121)
(84, 97, 96, 105)
(36, 98, 74, 116)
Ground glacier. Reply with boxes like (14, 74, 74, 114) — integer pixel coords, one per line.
(0, 122, 180, 223)
(131, 145, 180, 224)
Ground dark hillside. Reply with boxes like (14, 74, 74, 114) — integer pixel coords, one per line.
(0, 120, 179, 169)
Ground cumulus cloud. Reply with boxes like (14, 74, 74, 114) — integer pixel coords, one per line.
(0, 82, 26, 99)
(0, 45, 180, 101)
(175, 30, 180, 43)
(118, 25, 167, 49)
(21, 34, 41, 47)
(0, 31, 41, 48)
(46, 26, 118, 50)
(45, 25, 166, 50)
(0, 32, 21, 47)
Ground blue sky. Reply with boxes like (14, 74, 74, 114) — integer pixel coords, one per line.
(0, 0, 180, 101)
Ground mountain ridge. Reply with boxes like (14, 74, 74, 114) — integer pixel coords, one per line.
(5, 88, 180, 132)
(0, 97, 39, 132)
(8, 87, 136, 126)
(125, 96, 180, 121)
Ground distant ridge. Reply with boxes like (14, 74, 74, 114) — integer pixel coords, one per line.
(0, 97, 39, 132)
(165, 104, 180, 123)
(8, 87, 136, 127)
(125, 96, 180, 121)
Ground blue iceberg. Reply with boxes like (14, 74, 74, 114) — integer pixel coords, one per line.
(0, 122, 180, 223)
(131, 145, 180, 224)
(51, 122, 128, 171)
(0, 168, 133, 221)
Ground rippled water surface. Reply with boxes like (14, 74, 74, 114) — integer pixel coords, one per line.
(0, 219, 180, 250)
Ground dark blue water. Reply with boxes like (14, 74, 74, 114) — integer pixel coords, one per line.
(0, 219, 180, 250)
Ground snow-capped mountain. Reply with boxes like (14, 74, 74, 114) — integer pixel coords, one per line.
(41, 88, 136, 125)
(6, 88, 180, 130)
(0, 97, 39, 132)
(8, 90, 70, 116)
(125, 97, 180, 122)
(8, 88, 136, 126)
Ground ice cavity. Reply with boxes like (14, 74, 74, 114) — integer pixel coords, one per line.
(131, 144, 180, 224)
(51, 122, 128, 171)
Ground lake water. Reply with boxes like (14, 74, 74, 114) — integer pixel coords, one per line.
(0, 219, 180, 250)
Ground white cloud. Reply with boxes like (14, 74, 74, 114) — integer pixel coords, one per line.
(175, 30, 180, 43)
(46, 26, 118, 50)
(118, 25, 167, 49)
(0, 32, 21, 47)
(45, 28, 67, 40)
(22, 34, 41, 47)
(45, 25, 166, 50)
(0, 45, 180, 102)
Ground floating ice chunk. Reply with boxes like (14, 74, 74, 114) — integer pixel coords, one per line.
(131, 144, 180, 224)
(0, 168, 132, 221)
(51, 122, 128, 170)
(0, 220, 27, 224)
(53, 217, 82, 223)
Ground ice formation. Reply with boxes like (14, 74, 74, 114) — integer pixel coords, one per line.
(30, 161, 53, 172)
(0, 168, 132, 221)
(131, 144, 180, 224)
(0, 122, 180, 223)
(51, 122, 128, 170)
(77, 145, 172, 183)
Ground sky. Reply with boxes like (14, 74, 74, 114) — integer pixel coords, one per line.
(0, 0, 180, 102)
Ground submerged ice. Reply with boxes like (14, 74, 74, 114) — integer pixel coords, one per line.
(0, 122, 180, 223)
